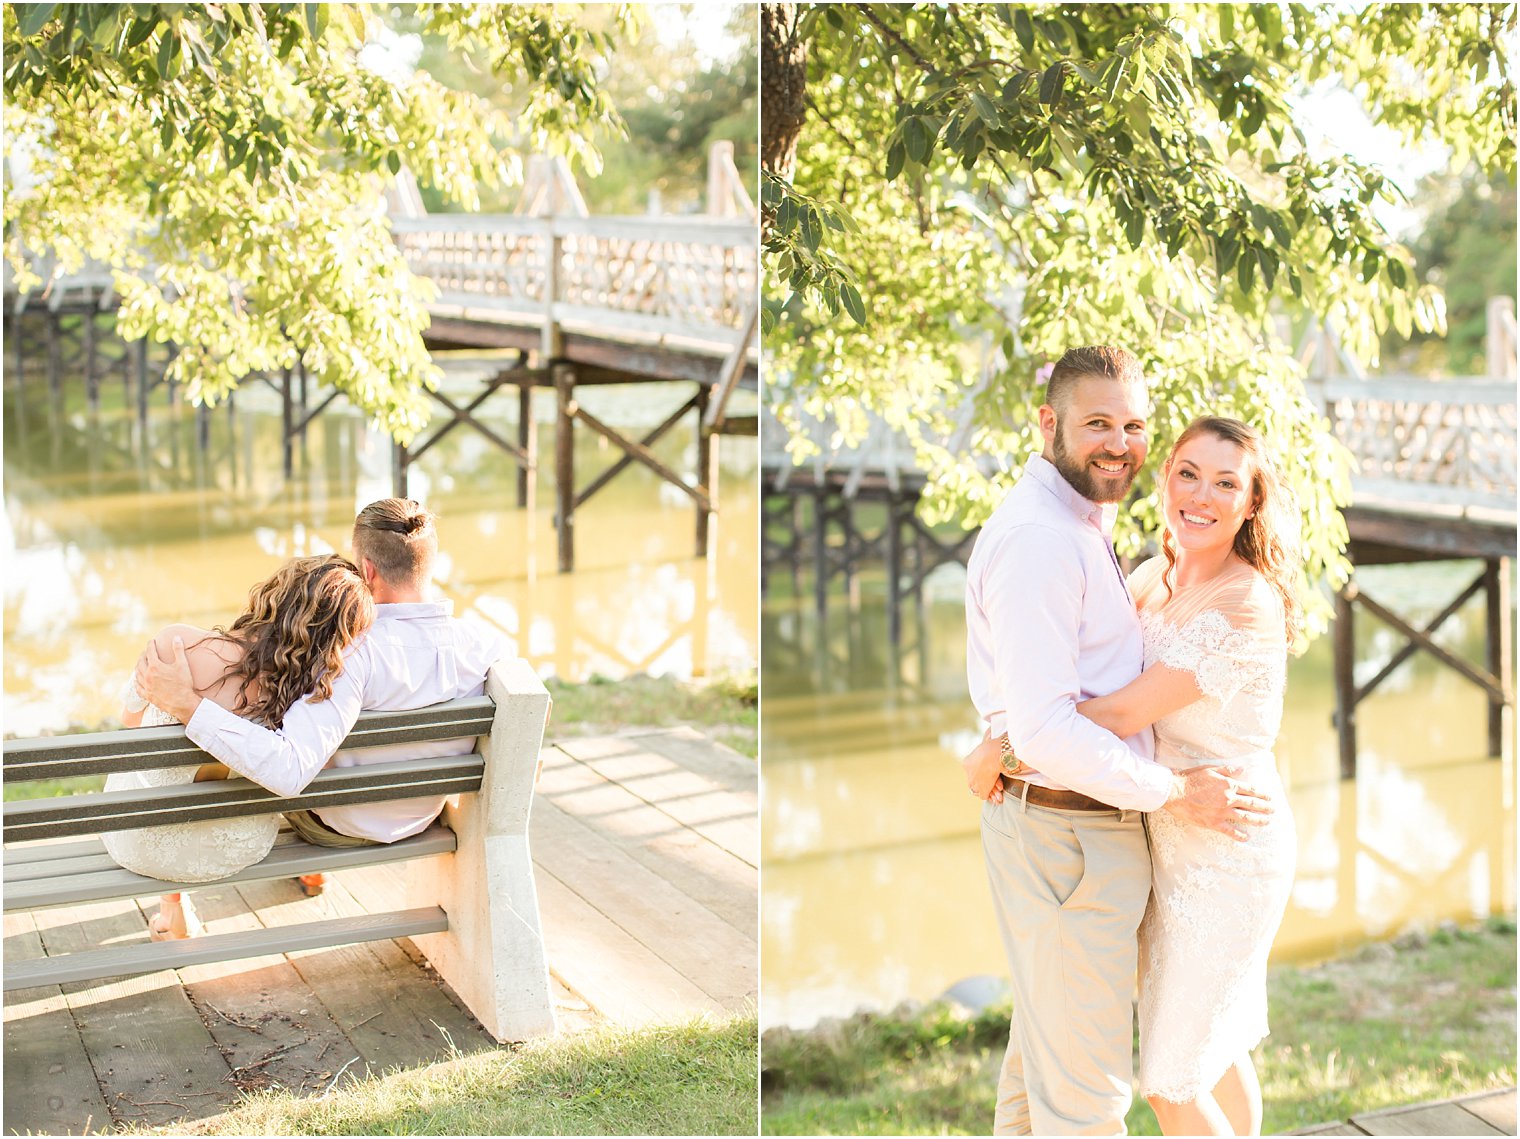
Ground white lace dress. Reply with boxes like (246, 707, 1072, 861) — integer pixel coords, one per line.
(101, 681, 280, 883)
(1128, 558, 1297, 1104)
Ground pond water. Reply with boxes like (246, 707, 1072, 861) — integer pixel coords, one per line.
(3, 340, 758, 736)
(760, 558, 1515, 1029)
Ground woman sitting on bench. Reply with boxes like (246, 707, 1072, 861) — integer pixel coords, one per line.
(108, 554, 376, 940)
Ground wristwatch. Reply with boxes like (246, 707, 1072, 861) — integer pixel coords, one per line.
(998, 734, 1028, 777)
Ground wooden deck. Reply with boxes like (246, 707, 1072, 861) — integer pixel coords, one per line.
(1290, 1087, 1516, 1135)
(2, 728, 757, 1134)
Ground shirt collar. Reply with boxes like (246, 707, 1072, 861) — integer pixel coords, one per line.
(1026, 455, 1119, 534)
(374, 600, 454, 621)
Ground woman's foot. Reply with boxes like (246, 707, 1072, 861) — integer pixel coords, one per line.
(148, 894, 202, 941)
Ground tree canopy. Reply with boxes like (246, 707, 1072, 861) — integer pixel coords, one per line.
(761, 2, 1517, 635)
(3, 3, 630, 443)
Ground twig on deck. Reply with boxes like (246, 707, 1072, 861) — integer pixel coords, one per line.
(351, 1011, 383, 1030)
(232, 1041, 299, 1073)
(320, 1055, 361, 1097)
(207, 1003, 263, 1031)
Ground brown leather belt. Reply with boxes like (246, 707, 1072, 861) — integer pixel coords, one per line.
(1004, 777, 1120, 813)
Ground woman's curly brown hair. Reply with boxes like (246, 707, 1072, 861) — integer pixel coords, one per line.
(213, 555, 375, 727)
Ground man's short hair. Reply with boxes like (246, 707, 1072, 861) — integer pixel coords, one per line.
(352, 498, 437, 586)
(1045, 346, 1146, 414)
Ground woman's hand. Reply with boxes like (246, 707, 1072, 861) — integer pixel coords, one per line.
(961, 730, 1006, 803)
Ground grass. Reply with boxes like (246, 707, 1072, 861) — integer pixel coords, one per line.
(761, 916, 1517, 1136)
(128, 1013, 758, 1136)
(545, 671, 757, 759)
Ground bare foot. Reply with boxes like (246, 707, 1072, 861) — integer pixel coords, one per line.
(149, 897, 202, 941)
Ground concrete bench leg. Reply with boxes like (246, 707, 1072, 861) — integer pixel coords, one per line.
(409, 658, 556, 1042)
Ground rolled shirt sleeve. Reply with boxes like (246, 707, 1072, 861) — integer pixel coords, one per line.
(184, 647, 369, 798)
(982, 528, 1173, 811)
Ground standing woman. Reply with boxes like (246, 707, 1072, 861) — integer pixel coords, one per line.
(1075, 416, 1301, 1135)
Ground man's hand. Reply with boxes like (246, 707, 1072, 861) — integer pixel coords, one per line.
(962, 731, 1006, 804)
(133, 637, 201, 724)
(1166, 764, 1274, 841)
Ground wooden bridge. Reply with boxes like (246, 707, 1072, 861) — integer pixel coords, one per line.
(761, 304, 1518, 773)
(3, 146, 760, 572)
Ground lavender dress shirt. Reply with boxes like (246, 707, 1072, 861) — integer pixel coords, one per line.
(966, 455, 1173, 811)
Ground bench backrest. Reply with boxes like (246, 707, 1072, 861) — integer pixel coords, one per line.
(3, 695, 498, 844)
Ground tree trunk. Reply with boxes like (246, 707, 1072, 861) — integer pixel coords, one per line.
(761, 2, 807, 239)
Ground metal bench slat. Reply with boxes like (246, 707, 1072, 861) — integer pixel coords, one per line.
(3, 823, 457, 912)
(3, 696, 496, 783)
(3, 906, 450, 991)
(2, 755, 484, 842)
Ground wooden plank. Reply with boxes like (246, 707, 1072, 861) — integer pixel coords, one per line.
(535, 746, 755, 935)
(529, 796, 755, 1007)
(235, 877, 496, 1071)
(630, 726, 757, 794)
(5, 907, 449, 991)
(1462, 1090, 1518, 1133)
(3, 911, 113, 1137)
(1352, 1101, 1505, 1135)
(6, 824, 457, 911)
(1290, 1124, 1369, 1135)
(34, 897, 233, 1130)
(176, 885, 359, 1100)
(555, 736, 758, 867)
(533, 866, 722, 1026)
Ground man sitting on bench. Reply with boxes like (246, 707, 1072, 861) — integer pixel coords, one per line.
(137, 497, 506, 918)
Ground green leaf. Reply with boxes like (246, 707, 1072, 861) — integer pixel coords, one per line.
(885, 138, 906, 181)
(1388, 259, 1408, 288)
(971, 92, 999, 126)
(1124, 210, 1144, 249)
(387, 151, 402, 175)
(904, 116, 930, 163)
(801, 207, 823, 253)
(19, 4, 55, 37)
(1220, 4, 1235, 42)
(304, 4, 328, 41)
(1014, 8, 1035, 52)
(1038, 63, 1066, 106)
(1242, 93, 1265, 137)
(841, 283, 867, 326)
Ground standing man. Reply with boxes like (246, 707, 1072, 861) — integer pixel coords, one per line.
(963, 346, 1270, 1135)
(137, 498, 506, 855)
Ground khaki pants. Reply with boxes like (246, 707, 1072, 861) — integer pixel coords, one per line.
(284, 809, 382, 848)
(981, 789, 1152, 1135)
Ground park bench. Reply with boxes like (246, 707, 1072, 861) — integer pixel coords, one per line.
(2, 657, 556, 1043)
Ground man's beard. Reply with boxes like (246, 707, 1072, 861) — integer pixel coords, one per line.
(1050, 426, 1138, 504)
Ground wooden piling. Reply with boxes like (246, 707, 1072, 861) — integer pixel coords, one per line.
(1485, 556, 1514, 762)
(554, 363, 575, 573)
(1333, 583, 1358, 780)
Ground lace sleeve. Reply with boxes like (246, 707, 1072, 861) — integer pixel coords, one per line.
(1154, 575, 1285, 705)
(119, 675, 148, 714)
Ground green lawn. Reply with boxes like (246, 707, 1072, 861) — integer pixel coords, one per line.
(762, 917, 1517, 1135)
(145, 1014, 758, 1136)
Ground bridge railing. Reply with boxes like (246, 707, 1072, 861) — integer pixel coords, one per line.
(1307, 375, 1517, 517)
(391, 214, 757, 347)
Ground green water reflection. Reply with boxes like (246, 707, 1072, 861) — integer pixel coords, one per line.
(760, 560, 1515, 1029)
(4, 360, 758, 736)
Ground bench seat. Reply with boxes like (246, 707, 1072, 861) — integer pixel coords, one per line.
(3, 822, 458, 914)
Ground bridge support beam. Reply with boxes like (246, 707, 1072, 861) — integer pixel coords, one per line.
(554, 363, 576, 573)
(1485, 556, 1514, 763)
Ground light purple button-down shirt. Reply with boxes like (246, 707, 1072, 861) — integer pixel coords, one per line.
(184, 601, 507, 842)
(965, 456, 1173, 811)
